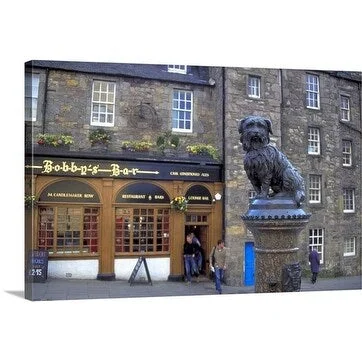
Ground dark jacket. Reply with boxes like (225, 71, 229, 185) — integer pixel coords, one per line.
(309, 249, 320, 273)
(183, 242, 198, 256)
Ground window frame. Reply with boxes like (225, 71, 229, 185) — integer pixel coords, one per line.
(306, 74, 320, 109)
(25, 73, 40, 122)
(90, 80, 116, 127)
(309, 175, 322, 204)
(340, 95, 350, 121)
(167, 65, 187, 74)
(247, 75, 261, 98)
(309, 228, 324, 264)
(342, 140, 352, 167)
(37, 205, 100, 256)
(343, 236, 356, 256)
(115, 207, 170, 255)
(308, 127, 321, 155)
(171, 89, 193, 133)
(343, 188, 355, 213)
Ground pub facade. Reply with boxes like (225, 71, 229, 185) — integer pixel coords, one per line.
(25, 61, 224, 281)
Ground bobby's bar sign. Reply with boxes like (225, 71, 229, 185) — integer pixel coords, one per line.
(25, 157, 222, 182)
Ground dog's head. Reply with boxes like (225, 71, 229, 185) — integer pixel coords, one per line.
(238, 116, 273, 151)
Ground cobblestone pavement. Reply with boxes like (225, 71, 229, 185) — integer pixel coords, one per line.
(25, 274, 361, 301)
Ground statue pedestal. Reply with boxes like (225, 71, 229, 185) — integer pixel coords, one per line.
(241, 196, 310, 293)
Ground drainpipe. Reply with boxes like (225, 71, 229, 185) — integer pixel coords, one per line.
(221, 66, 226, 239)
(41, 68, 49, 134)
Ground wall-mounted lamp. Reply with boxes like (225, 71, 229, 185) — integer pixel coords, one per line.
(214, 192, 222, 201)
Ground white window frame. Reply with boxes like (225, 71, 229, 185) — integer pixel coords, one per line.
(248, 76, 261, 98)
(309, 228, 324, 264)
(340, 95, 350, 121)
(309, 175, 321, 204)
(306, 74, 320, 109)
(343, 237, 356, 257)
(308, 127, 320, 155)
(90, 80, 116, 127)
(343, 189, 355, 213)
(172, 89, 193, 133)
(168, 65, 187, 74)
(342, 140, 352, 167)
(25, 73, 40, 122)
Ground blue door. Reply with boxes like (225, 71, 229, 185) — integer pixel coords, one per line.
(244, 242, 255, 286)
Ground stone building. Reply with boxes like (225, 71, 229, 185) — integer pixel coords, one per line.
(25, 61, 224, 283)
(223, 68, 361, 286)
(25, 61, 361, 288)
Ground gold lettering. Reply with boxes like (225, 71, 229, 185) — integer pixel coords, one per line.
(122, 194, 146, 199)
(80, 165, 88, 176)
(110, 164, 120, 177)
(42, 160, 53, 174)
(92, 165, 99, 175)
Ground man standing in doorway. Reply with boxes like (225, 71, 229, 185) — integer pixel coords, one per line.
(183, 234, 199, 285)
(209, 240, 228, 294)
(309, 246, 320, 284)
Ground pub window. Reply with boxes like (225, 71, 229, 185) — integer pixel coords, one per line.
(185, 214, 208, 223)
(168, 65, 187, 74)
(172, 89, 193, 132)
(25, 72, 40, 122)
(115, 208, 170, 253)
(91, 80, 116, 126)
(38, 206, 99, 255)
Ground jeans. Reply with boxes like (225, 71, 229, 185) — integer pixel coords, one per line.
(214, 267, 224, 293)
(184, 256, 198, 282)
(195, 253, 202, 272)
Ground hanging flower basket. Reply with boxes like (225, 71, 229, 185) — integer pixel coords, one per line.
(25, 194, 37, 208)
(170, 196, 188, 212)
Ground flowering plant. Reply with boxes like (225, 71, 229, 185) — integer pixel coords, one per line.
(170, 196, 188, 212)
(89, 129, 112, 145)
(121, 140, 154, 152)
(186, 143, 219, 160)
(37, 133, 74, 147)
(25, 194, 37, 208)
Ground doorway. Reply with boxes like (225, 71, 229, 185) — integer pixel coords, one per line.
(244, 241, 255, 286)
(185, 225, 208, 274)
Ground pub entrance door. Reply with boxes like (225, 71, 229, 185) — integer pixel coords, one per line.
(185, 225, 208, 274)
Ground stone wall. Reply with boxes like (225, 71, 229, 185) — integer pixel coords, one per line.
(223, 67, 282, 286)
(28, 68, 223, 158)
(224, 67, 361, 286)
(281, 70, 361, 276)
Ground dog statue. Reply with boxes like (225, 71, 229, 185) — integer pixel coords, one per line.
(238, 115, 305, 207)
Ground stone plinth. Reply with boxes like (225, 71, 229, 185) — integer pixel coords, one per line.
(241, 195, 310, 293)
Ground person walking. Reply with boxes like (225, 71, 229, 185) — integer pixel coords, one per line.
(183, 234, 199, 284)
(309, 246, 320, 284)
(191, 232, 203, 274)
(209, 240, 228, 294)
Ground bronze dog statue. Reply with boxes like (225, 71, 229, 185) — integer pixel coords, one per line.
(238, 115, 305, 207)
